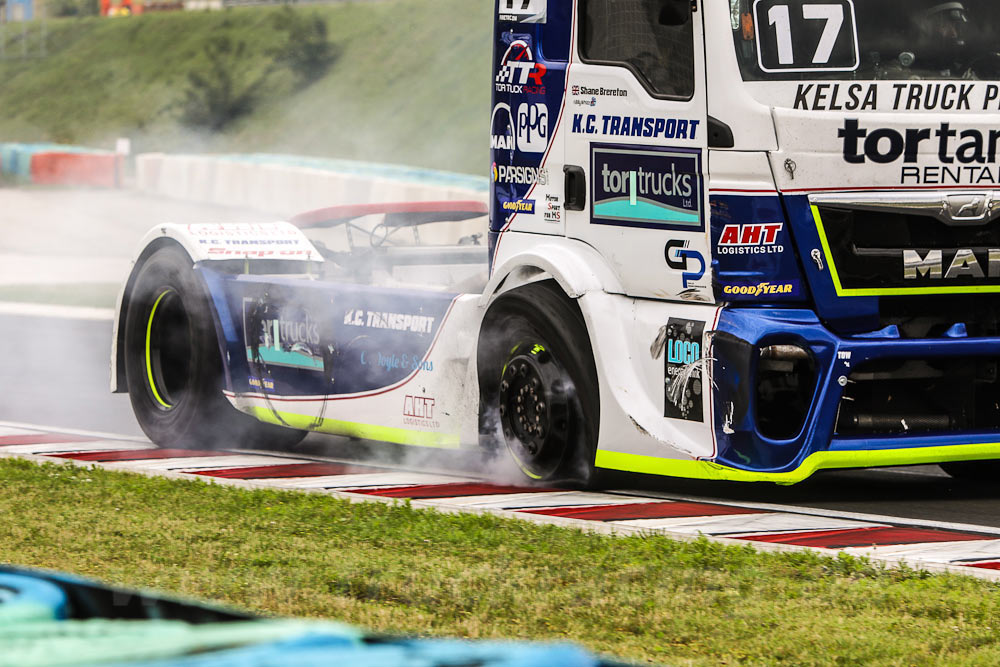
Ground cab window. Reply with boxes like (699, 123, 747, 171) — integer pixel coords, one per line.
(579, 0, 695, 99)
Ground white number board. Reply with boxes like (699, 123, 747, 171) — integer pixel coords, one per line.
(753, 0, 859, 73)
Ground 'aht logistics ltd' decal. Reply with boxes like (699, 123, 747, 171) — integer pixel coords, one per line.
(717, 223, 784, 255)
(495, 40, 546, 95)
(403, 395, 439, 429)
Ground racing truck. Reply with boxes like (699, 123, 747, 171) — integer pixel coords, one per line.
(113, 0, 1000, 484)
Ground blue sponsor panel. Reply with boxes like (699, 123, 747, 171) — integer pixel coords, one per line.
(710, 194, 808, 301)
(590, 144, 703, 231)
(198, 268, 454, 397)
(780, 193, 880, 332)
(489, 0, 572, 265)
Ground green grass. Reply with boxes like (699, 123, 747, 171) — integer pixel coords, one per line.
(0, 283, 119, 307)
(4, 457, 1000, 665)
(0, 0, 492, 174)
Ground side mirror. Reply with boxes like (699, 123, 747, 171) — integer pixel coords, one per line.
(659, 0, 691, 26)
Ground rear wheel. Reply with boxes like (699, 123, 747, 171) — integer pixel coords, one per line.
(123, 245, 306, 450)
(477, 281, 599, 484)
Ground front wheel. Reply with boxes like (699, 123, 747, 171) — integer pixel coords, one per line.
(123, 244, 306, 450)
(477, 281, 599, 484)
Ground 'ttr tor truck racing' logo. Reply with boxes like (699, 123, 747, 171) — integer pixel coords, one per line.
(590, 145, 703, 231)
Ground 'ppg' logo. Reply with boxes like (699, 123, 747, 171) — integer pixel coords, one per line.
(665, 240, 705, 289)
(516, 103, 548, 153)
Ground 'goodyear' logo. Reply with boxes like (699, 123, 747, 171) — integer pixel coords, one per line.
(501, 199, 535, 214)
(723, 283, 794, 297)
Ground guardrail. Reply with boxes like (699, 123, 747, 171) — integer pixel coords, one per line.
(134, 152, 488, 216)
(0, 143, 488, 215)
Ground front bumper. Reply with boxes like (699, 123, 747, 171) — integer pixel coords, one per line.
(704, 307, 1000, 482)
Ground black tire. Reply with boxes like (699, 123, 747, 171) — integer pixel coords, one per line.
(939, 460, 1000, 482)
(477, 281, 599, 484)
(123, 244, 306, 450)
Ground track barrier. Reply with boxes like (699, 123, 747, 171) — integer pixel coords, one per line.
(0, 143, 121, 187)
(135, 152, 489, 216)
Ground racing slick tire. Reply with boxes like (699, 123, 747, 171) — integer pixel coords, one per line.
(477, 280, 599, 485)
(123, 244, 307, 450)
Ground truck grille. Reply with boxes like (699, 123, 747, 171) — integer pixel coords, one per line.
(815, 204, 1000, 292)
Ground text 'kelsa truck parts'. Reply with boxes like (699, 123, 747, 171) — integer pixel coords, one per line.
(113, 0, 1000, 485)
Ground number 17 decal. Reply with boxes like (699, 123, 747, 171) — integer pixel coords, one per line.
(498, 0, 547, 24)
(753, 0, 859, 73)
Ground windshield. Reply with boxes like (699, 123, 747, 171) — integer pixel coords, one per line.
(731, 0, 1000, 81)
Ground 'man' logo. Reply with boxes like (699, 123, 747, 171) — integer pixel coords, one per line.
(719, 223, 783, 245)
(403, 395, 435, 419)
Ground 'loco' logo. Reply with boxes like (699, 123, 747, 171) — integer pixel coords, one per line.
(663, 317, 705, 423)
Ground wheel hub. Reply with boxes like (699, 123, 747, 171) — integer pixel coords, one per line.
(498, 347, 571, 473)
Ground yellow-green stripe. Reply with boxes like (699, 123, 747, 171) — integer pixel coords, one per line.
(595, 443, 1000, 485)
(145, 289, 173, 409)
(248, 407, 461, 449)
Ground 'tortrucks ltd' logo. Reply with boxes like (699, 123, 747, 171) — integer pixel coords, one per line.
(590, 145, 702, 231)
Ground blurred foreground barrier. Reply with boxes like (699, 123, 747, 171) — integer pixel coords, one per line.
(135, 152, 489, 217)
(0, 566, 617, 667)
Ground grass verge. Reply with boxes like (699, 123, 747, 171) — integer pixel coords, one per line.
(0, 0, 491, 174)
(2, 457, 1000, 665)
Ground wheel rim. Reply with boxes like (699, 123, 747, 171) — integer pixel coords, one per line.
(144, 288, 192, 410)
(499, 343, 573, 480)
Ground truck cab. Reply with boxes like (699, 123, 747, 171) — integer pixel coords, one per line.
(488, 0, 1000, 482)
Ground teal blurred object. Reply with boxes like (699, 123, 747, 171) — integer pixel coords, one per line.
(0, 566, 623, 667)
